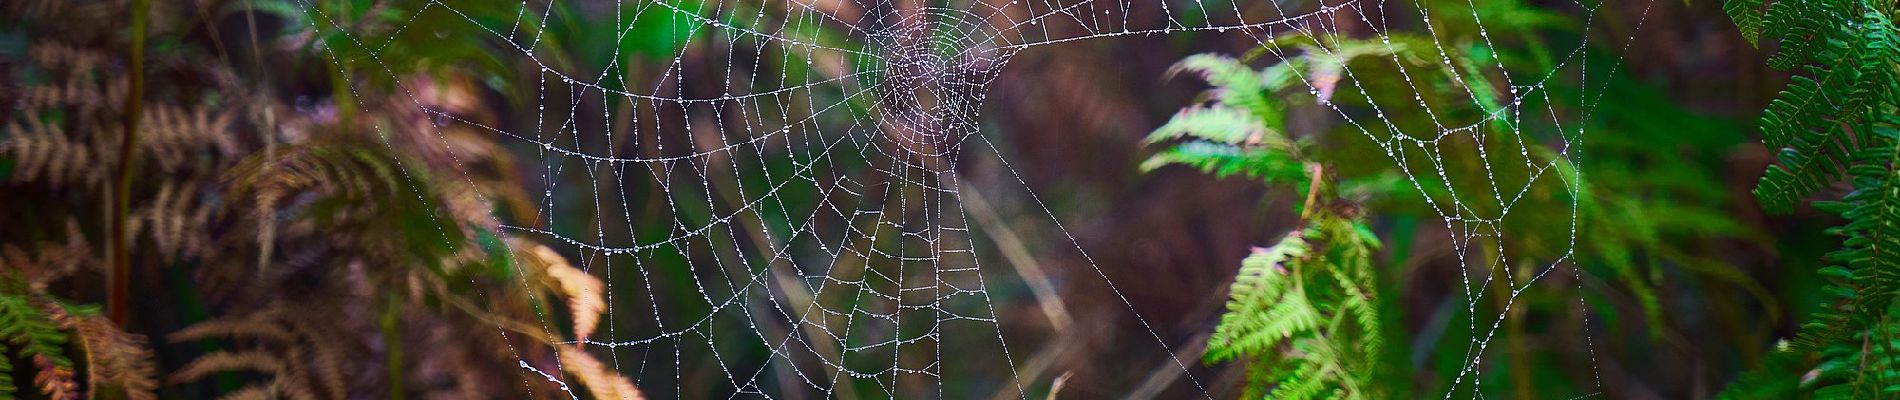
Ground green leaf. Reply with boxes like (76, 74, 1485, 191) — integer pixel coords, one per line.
(1723, 0, 1764, 46)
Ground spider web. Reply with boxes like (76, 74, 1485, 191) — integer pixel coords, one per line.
(294, 0, 1656, 396)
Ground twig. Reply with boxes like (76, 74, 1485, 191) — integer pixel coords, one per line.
(109, 0, 151, 327)
(957, 181, 1075, 331)
(1045, 371, 1074, 400)
(1299, 163, 1324, 222)
(1120, 332, 1210, 400)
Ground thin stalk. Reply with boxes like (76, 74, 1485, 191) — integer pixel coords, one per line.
(245, 1, 278, 274)
(109, 0, 151, 327)
(1482, 236, 1532, 400)
(1043, 372, 1073, 400)
(1299, 163, 1324, 222)
(382, 295, 406, 400)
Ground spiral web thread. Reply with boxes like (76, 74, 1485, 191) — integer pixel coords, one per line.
(292, 0, 1658, 396)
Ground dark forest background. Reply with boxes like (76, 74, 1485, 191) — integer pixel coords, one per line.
(0, 0, 1871, 398)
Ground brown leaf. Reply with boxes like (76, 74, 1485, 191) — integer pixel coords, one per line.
(519, 242, 606, 341)
(557, 344, 644, 400)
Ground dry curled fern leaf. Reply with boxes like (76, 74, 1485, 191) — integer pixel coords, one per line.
(557, 344, 644, 400)
(514, 240, 606, 341)
(0, 219, 95, 291)
(4, 113, 103, 188)
(139, 105, 242, 173)
(125, 181, 215, 262)
(169, 307, 346, 400)
(33, 354, 80, 400)
(0, 232, 156, 400)
(54, 310, 160, 400)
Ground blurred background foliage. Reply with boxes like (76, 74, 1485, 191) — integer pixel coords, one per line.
(0, 0, 1876, 398)
(1139, 0, 1782, 396)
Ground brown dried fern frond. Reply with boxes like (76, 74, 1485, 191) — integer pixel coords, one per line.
(4, 113, 102, 188)
(167, 307, 297, 345)
(17, 43, 122, 113)
(169, 307, 342, 400)
(223, 141, 408, 221)
(513, 240, 605, 341)
(556, 344, 644, 400)
(218, 385, 274, 400)
(126, 181, 215, 262)
(169, 351, 283, 386)
(141, 105, 239, 173)
(3, 0, 121, 39)
(0, 219, 96, 290)
(73, 320, 159, 400)
(42, 302, 160, 400)
(33, 354, 80, 400)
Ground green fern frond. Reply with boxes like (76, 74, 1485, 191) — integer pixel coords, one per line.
(0, 276, 74, 400)
(1202, 213, 1386, 399)
(1762, 0, 1851, 70)
(1266, 349, 1331, 399)
(1791, 124, 1900, 353)
(1146, 53, 1308, 187)
(1145, 105, 1281, 146)
(1727, 2, 1900, 397)
(1717, 346, 1808, 399)
(1748, 6, 1900, 353)
(1166, 54, 1286, 127)
(0, 344, 11, 397)
(1139, 141, 1308, 183)
(0, 282, 70, 370)
(1157, 40, 1401, 400)
(1207, 232, 1312, 363)
(1725, 0, 1765, 46)
(1753, 65, 1867, 211)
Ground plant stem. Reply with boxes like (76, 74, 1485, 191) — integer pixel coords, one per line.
(1299, 163, 1324, 222)
(382, 295, 406, 400)
(110, 0, 151, 327)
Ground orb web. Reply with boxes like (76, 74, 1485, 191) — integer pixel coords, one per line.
(289, 0, 1661, 396)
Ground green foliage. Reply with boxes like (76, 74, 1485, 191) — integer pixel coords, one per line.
(243, 0, 530, 85)
(0, 284, 68, 368)
(1721, 0, 1900, 397)
(1146, 39, 1397, 400)
(1717, 346, 1808, 399)
(0, 275, 70, 399)
(1151, 0, 1773, 395)
(1206, 215, 1386, 399)
(1719, 322, 1900, 399)
(1749, 11, 1899, 213)
(1724, 0, 1765, 46)
(0, 344, 9, 398)
(1141, 50, 1407, 214)
(1140, 54, 1308, 186)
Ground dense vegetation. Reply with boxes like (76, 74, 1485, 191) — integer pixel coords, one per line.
(0, 0, 1893, 398)
(1715, 0, 1900, 397)
(1147, 0, 1898, 397)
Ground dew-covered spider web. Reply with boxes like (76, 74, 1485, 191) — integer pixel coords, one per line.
(295, 0, 1658, 396)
